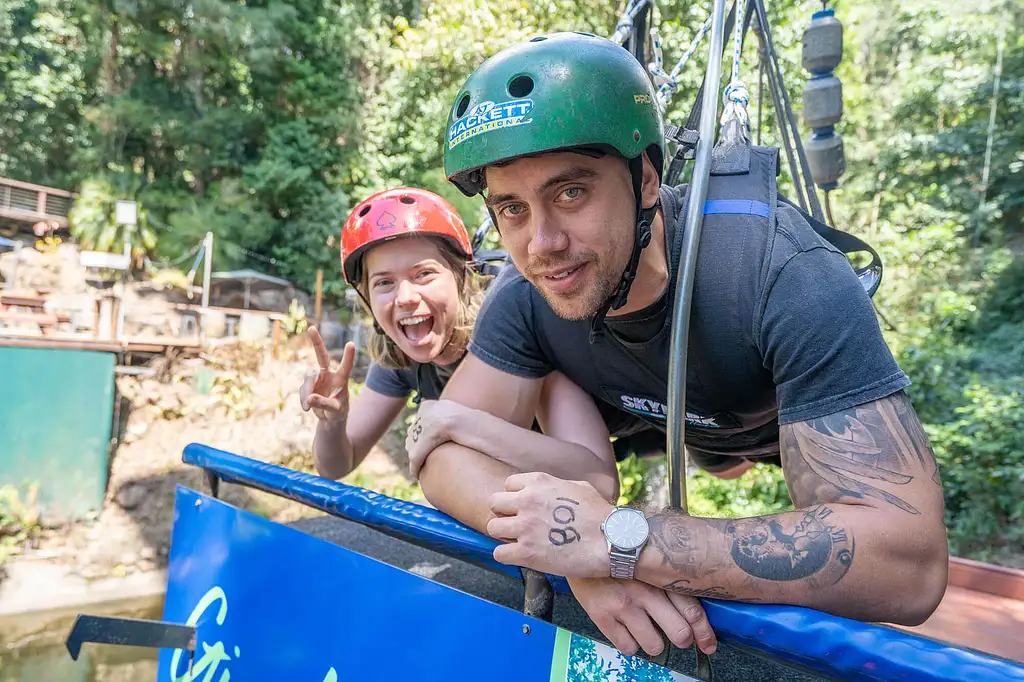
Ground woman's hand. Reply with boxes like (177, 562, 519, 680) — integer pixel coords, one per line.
(405, 399, 477, 478)
(299, 327, 355, 425)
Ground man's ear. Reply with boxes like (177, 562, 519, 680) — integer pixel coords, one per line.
(640, 152, 661, 210)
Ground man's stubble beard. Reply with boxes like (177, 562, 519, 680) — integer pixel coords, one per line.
(526, 232, 631, 322)
(534, 264, 620, 321)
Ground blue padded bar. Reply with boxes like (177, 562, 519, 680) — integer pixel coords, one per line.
(181, 443, 542, 583)
(699, 599, 1024, 682)
(703, 199, 771, 218)
(182, 443, 1024, 682)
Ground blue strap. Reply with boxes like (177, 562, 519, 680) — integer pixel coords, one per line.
(703, 199, 771, 218)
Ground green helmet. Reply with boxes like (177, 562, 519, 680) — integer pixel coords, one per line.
(444, 32, 666, 197)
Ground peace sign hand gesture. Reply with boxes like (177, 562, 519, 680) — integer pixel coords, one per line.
(299, 327, 356, 425)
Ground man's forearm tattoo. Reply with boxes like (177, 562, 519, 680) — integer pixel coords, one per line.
(548, 497, 581, 546)
(649, 507, 854, 590)
(663, 579, 739, 600)
(726, 506, 854, 586)
(782, 391, 941, 515)
(648, 514, 710, 579)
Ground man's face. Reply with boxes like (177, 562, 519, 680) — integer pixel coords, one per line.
(484, 152, 637, 320)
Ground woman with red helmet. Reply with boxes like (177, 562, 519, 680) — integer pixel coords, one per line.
(299, 188, 618, 501)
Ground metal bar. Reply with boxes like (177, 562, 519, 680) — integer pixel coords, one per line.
(759, 27, 807, 212)
(629, 1, 650, 67)
(666, 0, 729, 512)
(753, 0, 824, 220)
(65, 614, 195, 661)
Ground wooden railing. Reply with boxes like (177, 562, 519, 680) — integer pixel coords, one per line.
(0, 176, 77, 228)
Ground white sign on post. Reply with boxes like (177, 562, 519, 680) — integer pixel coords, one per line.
(115, 200, 138, 226)
(80, 250, 131, 270)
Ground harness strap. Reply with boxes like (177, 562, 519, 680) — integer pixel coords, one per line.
(777, 195, 883, 297)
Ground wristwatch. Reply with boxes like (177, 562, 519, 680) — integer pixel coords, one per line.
(600, 506, 650, 580)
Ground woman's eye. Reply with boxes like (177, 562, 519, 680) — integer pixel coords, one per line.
(417, 269, 437, 280)
(372, 279, 392, 289)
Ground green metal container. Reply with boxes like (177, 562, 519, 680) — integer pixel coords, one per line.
(0, 345, 115, 522)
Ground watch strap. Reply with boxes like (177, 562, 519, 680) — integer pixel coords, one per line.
(609, 547, 639, 580)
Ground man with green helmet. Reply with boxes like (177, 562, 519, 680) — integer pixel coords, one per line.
(409, 31, 948, 657)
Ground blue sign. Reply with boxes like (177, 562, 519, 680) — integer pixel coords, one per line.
(158, 487, 698, 682)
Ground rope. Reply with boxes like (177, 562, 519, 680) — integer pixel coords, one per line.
(719, 0, 750, 134)
(186, 245, 205, 285)
(655, 16, 713, 109)
(973, 23, 1005, 248)
(148, 242, 203, 269)
(222, 239, 279, 266)
(610, 0, 646, 45)
(611, 2, 719, 114)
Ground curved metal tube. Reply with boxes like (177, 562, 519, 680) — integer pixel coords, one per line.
(665, 0, 729, 511)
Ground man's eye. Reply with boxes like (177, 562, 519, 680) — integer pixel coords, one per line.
(560, 187, 584, 200)
(501, 204, 525, 218)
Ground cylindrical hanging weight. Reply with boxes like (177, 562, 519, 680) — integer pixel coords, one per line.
(801, 9, 843, 75)
(803, 74, 843, 129)
(805, 132, 846, 187)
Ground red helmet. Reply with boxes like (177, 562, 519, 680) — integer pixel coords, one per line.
(340, 188, 473, 286)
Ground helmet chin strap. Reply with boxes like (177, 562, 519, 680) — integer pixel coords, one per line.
(589, 155, 659, 341)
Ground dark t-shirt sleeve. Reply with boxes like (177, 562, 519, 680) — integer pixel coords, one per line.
(467, 266, 553, 379)
(759, 243, 911, 425)
(364, 363, 414, 398)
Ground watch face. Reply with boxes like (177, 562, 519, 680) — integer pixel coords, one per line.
(604, 508, 649, 550)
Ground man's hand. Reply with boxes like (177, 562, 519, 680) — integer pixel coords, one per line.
(406, 399, 472, 479)
(299, 328, 355, 424)
(486, 472, 613, 579)
(567, 577, 718, 657)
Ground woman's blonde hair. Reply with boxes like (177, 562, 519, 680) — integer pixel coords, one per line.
(357, 237, 489, 370)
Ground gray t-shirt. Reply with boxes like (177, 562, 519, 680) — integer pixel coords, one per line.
(365, 361, 457, 403)
(467, 182, 910, 469)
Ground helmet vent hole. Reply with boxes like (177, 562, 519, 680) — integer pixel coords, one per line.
(529, 36, 547, 42)
(399, 196, 415, 205)
(358, 204, 372, 217)
(634, 130, 641, 142)
(456, 93, 471, 118)
(574, 32, 596, 37)
(508, 75, 534, 98)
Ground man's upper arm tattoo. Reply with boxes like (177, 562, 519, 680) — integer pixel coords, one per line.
(781, 391, 940, 515)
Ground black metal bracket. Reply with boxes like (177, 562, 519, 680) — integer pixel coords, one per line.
(65, 614, 196, 662)
(696, 647, 715, 680)
(521, 568, 555, 622)
(206, 470, 220, 499)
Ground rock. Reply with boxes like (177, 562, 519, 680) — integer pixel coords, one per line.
(115, 483, 148, 510)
